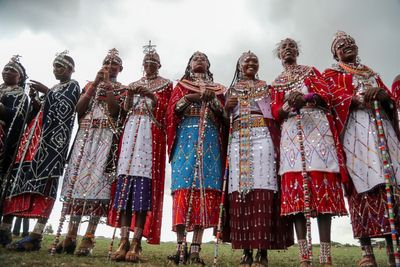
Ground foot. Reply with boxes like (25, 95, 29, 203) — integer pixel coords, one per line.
(189, 252, 206, 266)
(239, 252, 253, 267)
(357, 255, 377, 267)
(111, 238, 130, 262)
(50, 236, 76, 254)
(299, 261, 312, 267)
(6, 234, 41, 252)
(125, 239, 142, 262)
(167, 245, 188, 265)
(75, 237, 94, 256)
(0, 229, 12, 247)
(252, 250, 268, 267)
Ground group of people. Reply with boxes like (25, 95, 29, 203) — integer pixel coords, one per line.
(0, 30, 399, 267)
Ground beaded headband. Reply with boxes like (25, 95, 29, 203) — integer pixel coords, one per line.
(103, 48, 122, 66)
(238, 51, 257, 66)
(4, 55, 24, 77)
(54, 50, 75, 71)
(331, 31, 355, 55)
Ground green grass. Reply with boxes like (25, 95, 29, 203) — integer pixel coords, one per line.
(0, 235, 390, 266)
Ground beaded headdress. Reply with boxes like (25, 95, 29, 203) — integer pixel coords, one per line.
(142, 40, 160, 65)
(238, 51, 257, 66)
(4, 55, 24, 77)
(331, 31, 356, 56)
(103, 48, 122, 67)
(54, 50, 75, 71)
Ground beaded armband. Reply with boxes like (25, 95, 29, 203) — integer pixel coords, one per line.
(282, 101, 291, 112)
(175, 96, 190, 113)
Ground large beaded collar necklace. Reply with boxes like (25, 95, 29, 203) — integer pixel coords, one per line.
(230, 79, 268, 101)
(130, 76, 170, 93)
(335, 62, 376, 78)
(272, 64, 312, 92)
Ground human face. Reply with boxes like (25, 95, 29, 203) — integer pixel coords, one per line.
(279, 39, 298, 64)
(190, 53, 208, 74)
(2, 66, 20, 86)
(241, 55, 259, 79)
(103, 61, 121, 78)
(334, 38, 358, 64)
(53, 63, 71, 82)
(143, 61, 159, 77)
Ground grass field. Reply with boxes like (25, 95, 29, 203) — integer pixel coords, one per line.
(0, 235, 390, 266)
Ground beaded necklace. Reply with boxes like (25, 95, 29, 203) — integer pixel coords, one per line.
(272, 64, 312, 93)
(230, 79, 268, 196)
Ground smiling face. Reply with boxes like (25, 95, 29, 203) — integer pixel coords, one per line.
(334, 37, 358, 63)
(240, 55, 259, 79)
(2, 66, 20, 86)
(279, 39, 299, 65)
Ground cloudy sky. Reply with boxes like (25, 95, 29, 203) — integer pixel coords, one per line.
(1, 0, 399, 245)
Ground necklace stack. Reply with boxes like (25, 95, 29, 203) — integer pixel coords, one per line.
(272, 64, 312, 93)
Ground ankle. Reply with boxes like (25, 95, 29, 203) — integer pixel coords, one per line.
(319, 242, 332, 264)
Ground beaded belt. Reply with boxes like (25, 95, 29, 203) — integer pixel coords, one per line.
(232, 116, 272, 132)
(80, 118, 111, 129)
(184, 106, 218, 124)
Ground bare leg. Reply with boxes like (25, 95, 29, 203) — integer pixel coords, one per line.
(189, 226, 205, 265)
(358, 237, 377, 267)
(168, 224, 186, 264)
(125, 211, 147, 262)
(385, 235, 397, 267)
(318, 214, 332, 266)
(294, 214, 311, 267)
(76, 216, 100, 256)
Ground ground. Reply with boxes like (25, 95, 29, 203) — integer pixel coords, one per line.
(0, 235, 390, 266)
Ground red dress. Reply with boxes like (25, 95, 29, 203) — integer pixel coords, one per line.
(107, 77, 172, 245)
(271, 66, 347, 217)
(323, 66, 400, 238)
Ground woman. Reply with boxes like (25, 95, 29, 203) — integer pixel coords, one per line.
(56, 49, 125, 256)
(108, 44, 172, 262)
(271, 38, 347, 267)
(166, 51, 226, 265)
(0, 56, 29, 246)
(323, 31, 400, 267)
(224, 51, 293, 267)
(0, 51, 80, 251)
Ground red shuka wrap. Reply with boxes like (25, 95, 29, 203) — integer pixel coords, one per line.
(271, 67, 347, 216)
(107, 80, 172, 245)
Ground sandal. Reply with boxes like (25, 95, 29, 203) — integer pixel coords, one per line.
(357, 255, 377, 267)
(6, 235, 41, 252)
(125, 239, 142, 262)
(111, 238, 130, 262)
(167, 245, 188, 265)
(75, 236, 94, 256)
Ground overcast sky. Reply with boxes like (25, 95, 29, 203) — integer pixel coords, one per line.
(1, 0, 399, 246)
